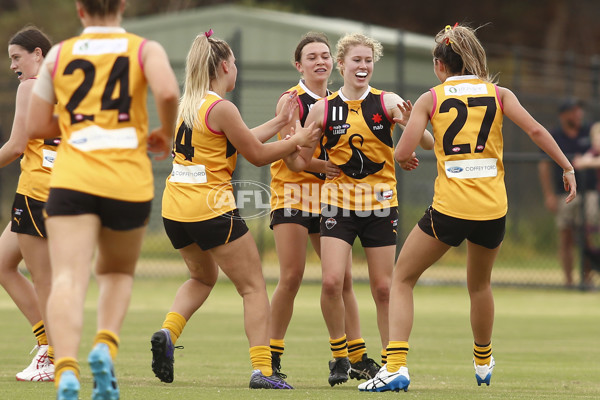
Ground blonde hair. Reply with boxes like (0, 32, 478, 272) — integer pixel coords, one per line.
(433, 24, 495, 83)
(335, 33, 383, 76)
(179, 33, 232, 130)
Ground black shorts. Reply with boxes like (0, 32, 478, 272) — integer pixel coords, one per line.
(163, 209, 249, 251)
(269, 208, 320, 234)
(45, 188, 151, 231)
(320, 206, 398, 247)
(11, 193, 47, 238)
(417, 206, 505, 249)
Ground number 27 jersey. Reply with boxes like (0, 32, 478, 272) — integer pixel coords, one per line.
(429, 75, 506, 220)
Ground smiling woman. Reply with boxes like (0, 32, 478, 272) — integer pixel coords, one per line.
(284, 32, 434, 387)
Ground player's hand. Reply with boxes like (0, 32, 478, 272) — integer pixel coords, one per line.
(148, 127, 172, 161)
(399, 152, 419, 171)
(326, 160, 341, 179)
(393, 100, 413, 126)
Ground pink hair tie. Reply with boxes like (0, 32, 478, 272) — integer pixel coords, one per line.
(205, 29, 214, 38)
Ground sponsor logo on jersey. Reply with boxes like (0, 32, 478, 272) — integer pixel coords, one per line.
(444, 83, 489, 96)
(329, 123, 350, 135)
(445, 158, 498, 179)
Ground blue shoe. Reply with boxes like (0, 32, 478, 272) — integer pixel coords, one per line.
(151, 328, 179, 383)
(88, 343, 119, 400)
(249, 369, 293, 389)
(57, 370, 80, 400)
(474, 356, 495, 386)
(358, 364, 410, 392)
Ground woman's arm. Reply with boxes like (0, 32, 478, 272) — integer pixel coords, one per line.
(253, 91, 299, 143)
(283, 99, 324, 172)
(386, 91, 434, 150)
(142, 41, 180, 160)
(27, 46, 60, 140)
(394, 91, 432, 168)
(500, 86, 576, 203)
(0, 80, 36, 167)
(209, 100, 317, 167)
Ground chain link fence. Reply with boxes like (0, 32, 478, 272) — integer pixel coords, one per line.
(1, 29, 599, 289)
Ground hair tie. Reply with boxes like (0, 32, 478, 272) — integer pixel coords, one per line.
(444, 22, 459, 45)
(205, 29, 213, 38)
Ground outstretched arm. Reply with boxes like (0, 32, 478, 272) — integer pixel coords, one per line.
(500, 86, 576, 203)
(283, 99, 324, 172)
(143, 41, 180, 160)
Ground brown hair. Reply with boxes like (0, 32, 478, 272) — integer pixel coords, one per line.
(9, 26, 52, 57)
(294, 32, 330, 64)
(77, 0, 121, 17)
(433, 23, 495, 83)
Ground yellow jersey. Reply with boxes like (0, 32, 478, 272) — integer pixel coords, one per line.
(429, 75, 507, 220)
(270, 80, 327, 214)
(321, 87, 397, 211)
(162, 92, 238, 222)
(17, 136, 61, 202)
(50, 27, 152, 202)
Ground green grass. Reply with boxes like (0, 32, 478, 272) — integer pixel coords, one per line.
(2, 279, 599, 399)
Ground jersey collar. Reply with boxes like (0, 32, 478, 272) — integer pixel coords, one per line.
(82, 27, 127, 34)
(338, 86, 371, 102)
(445, 75, 478, 82)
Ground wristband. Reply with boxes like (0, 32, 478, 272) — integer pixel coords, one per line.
(563, 169, 575, 176)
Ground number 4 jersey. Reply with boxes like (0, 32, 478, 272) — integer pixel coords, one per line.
(51, 28, 152, 202)
(429, 75, 506, 220)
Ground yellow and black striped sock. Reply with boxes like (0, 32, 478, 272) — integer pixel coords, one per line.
(381, 348, 387, 365)
(386, 341, 409, 373)
(162, 311, 187, 345)
(54, 357, 80, 389)
(249, 345, 272, 376)
(329, 335, 348, 359)
(47, 345, 55, 364)
(33, 320, 48, 346)
(347, 338, 366, 364)
(270, 338, 285, 358)
(473, 341, 492, 366)
(93, 330, 120, 360)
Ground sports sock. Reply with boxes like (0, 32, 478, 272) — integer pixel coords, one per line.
(249, 345, 272, 376)
(93, 330, 120, 360)
(347, 338, 366, 364)
(47, 345, 55, 364)
(270, 338, 285, 357)
(329, 335, 348, 359)
(33, 320, 48, 346)
(473, 341, 492, 366)
(381, 348, 387, 365)
(162, 311, 187, 344)
(385, 341, 409, 373)
(54, 357, 80, 388)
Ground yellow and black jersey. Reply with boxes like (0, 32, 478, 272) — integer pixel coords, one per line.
(429, 75, 506, 220)
(17, 136, 61, 202)
(50, 27, 152, 202)
(270, 80, 328, 214)
(162, 91, 238, 222)
(321, 86, 397, 211)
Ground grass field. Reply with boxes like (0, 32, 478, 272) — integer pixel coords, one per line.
(2, 278, 599, 399)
